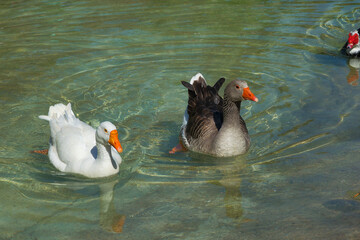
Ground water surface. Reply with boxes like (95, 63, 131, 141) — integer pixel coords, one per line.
(1, 0, 360, 239)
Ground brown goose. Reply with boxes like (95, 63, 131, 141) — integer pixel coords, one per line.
(170, 73, 258, 157)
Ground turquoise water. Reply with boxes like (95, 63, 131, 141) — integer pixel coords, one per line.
(1, 0, 360, 239)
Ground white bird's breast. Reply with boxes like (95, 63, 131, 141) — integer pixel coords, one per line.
(349, 45, 360, 55)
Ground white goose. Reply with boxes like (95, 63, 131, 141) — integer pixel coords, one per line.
(39, 103, 123, 178)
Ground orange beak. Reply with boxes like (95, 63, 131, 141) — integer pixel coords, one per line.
(242, 87, 258, 102)
(108, 130, 123, 153)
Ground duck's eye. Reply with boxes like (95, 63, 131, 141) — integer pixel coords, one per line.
(104, 129, 108, 133)
(235, 85, 240, 89)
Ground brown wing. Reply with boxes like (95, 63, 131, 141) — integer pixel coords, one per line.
(182, 77, 225, 139)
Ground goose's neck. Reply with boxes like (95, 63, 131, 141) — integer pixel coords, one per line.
(96, 143, 110, 160)
(222, 96, 241, 125)
(96, 143, 117, 169)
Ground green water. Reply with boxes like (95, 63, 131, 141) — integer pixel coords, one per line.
(1, 0, 360, 239)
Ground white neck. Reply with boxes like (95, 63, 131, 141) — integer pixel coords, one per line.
(96, 143, 112, 162)
(82, 143, 119, 178)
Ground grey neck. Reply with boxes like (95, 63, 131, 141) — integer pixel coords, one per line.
(222, 95, 241, 125)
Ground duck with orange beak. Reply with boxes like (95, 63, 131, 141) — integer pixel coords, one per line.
(39, 103, 123, 178)
(170, 73, 258, 157)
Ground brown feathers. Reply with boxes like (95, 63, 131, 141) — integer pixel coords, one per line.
(179, 74, 257, 157)
(183, 77, 225, 139)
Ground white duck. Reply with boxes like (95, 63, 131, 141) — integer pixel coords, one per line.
(39, 103, 123, 178)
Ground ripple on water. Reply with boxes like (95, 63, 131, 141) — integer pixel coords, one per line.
(2, 1, 360, 238)
(304, 6, 360, 54)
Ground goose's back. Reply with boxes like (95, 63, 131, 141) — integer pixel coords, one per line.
(182, 77, 225, 154)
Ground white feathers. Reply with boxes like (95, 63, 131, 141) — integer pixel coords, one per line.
(39, 103, 76, 123)
(39, 103, 122, 178)
(189, 72, 206, 85)
(181, 109, 190, 148)
(350, 30, 359, 36)
(38, 115, 50, 121)
(349, 45, 360, 55)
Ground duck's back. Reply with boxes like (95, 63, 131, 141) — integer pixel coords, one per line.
(53, 125, 89, 168)
(40, 103, 96, 171)
(182, 77, 225, 153)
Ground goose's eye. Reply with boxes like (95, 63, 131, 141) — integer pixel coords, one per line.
(104, 129, 108, 133)
(235, 85, 240, 89)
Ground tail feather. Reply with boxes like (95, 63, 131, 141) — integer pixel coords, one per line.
(39, 115, 50, 121)
(213, 78, 225, 92)
(181, 73, 207, 129)
(182, 73, 224, 128)
(63, 103, 76, 123)
(39, 103, 79, 150)
(182, 73, 225, 125)
(192, 77, 207, 99)
(190, 73, 206, 85)
(186, 73, 224, 96)
(39, 103, 76, 122)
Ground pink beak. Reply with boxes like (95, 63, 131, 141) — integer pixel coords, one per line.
(347, 43, 354, 49)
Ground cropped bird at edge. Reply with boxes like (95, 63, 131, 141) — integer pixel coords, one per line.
(342, 28, 360, 57)
(170, 73, 258, 157)
(39, 103, 123, 178)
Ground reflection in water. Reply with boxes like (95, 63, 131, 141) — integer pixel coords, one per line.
(99, 181, 126, 233)
(212, 179, 243, 220)
(2, 0, 360, 238)
(211, 158, 246, 221)
(222, 181, 244, 220)
(347, 58, 360, 86)
(29, 153, 126, 233)
(3, 177, 127, 238)
(323, 199, 360, 213)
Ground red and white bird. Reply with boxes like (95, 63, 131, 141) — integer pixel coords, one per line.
(342, 28, 360, 57)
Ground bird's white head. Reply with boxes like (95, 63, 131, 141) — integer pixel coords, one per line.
(96, 121, 123, 153)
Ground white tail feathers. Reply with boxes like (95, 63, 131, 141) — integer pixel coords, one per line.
(190, 73, 206, 85)
(39, 115, 50, 121)
(39, 103, 76, 123)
